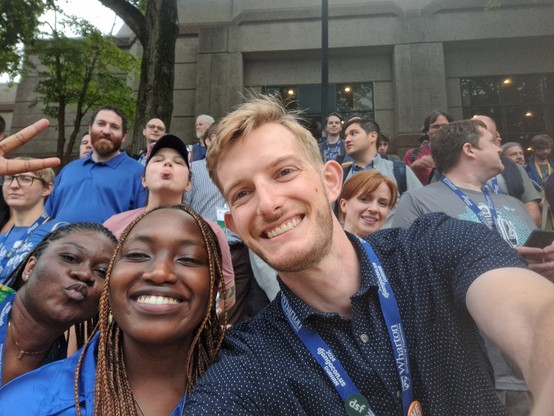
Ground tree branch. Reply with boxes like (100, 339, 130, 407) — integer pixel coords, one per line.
(98, 0, 148, 44)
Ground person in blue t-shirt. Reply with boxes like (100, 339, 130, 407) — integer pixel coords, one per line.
(45, 105, 147, 224)
(0, 222, 116, 387)
(0, 160, 67, 285)
(0, 205, 227, 416)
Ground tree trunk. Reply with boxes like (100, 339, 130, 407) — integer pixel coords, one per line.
(62, 53, 98, 166)
(132, 0, 179, 155)
(56, 95, 66, 163)
(99, 0, 179, 156)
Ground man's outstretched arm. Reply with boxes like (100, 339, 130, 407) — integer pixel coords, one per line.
(467, 267, 554, 413)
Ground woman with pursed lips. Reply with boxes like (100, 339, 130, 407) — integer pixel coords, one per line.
(338, 170, 398, 237)
(0, 223, 116, 387)
(0, 205, 227, 416)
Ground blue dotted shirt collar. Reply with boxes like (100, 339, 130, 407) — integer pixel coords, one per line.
(82, 150, 128, 169)
(275, 231, 384, 324)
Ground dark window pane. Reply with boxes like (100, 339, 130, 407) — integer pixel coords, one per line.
(261, 86, 298, 110)
(545, 74, 554, 103)
(505, 105, 545, 134)
(461, 74, 554, 145)
(460, 77, 500, 106)
(337, 83, 373, 112)
(297, 85, 322, 115)
(500, 75, 543, 104)
(546, 104, 554, 132)
(337, 85, 354, 111)
(262, 83, 374, 139)
(353, 84, 374, 111)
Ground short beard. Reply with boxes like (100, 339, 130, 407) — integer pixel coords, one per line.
(94, 141, 118, 157)
(253, 199, 334, 274)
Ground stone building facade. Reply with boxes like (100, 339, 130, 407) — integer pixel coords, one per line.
(9, 0, 554, 158)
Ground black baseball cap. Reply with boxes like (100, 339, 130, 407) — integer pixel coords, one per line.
(146, 134, 189, 169)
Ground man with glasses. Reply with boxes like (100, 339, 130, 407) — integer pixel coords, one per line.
(45, 105, 146, 224)
(137, 118, 166, 165)
(474, 115, 542, 227)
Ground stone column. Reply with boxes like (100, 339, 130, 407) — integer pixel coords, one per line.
(393, 42, 447, 156)
(196, 28, 243, 119)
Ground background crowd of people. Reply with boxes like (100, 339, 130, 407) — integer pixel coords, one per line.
(0, 96, 554, 415)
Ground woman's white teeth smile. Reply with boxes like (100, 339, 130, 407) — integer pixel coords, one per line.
(266, 217, 300, 239)
(362, 215, 378, 222)
(136, 295, 181, 305)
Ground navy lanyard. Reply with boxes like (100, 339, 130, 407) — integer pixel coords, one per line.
(325, 142, 341, 160)
(281, 237, 414, 415)
(488, 177, 499, 195)
(0, 213, 49, 272)
(0, 292, 15, 386)
(440, 176, 498, 230)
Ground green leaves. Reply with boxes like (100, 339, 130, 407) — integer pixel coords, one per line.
(0, 0, 55, 78)
(27, 12, 139, 164)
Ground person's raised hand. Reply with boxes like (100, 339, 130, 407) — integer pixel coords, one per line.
(516, 243, 554, 282)
(0, 119, 60, 175)
(410, 155, 434, 169)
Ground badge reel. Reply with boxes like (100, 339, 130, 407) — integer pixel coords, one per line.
(216, 204, 229, 230)
(407, 400, 423, 416)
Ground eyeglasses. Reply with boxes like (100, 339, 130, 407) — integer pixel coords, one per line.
(2, 175, 44, 187)
(146, 124, 165, 131)
(429, 123, 448, 130)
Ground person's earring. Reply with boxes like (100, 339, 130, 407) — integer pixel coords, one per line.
(22, 272, 30, 282)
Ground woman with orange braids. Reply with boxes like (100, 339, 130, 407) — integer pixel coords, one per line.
(0, 205, 226, 415)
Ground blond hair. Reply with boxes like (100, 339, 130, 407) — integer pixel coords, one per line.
(206, 94, 323, 191)
(13, 157, 55, 184)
